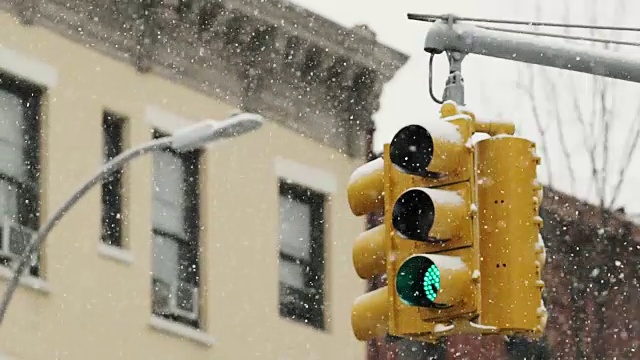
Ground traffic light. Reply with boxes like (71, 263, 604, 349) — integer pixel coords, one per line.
(475, 135, 548, 336)
(348, 100, 481, 341)
(386, 102, 481, 340)
(347, 100, 545, 343)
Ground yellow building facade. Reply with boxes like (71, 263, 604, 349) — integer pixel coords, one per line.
(0, 1, 406, 359)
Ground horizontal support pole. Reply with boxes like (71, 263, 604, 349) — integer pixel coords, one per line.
(424, 20, 640, 83)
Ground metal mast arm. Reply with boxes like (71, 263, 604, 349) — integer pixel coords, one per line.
(424, 20, 640, 83)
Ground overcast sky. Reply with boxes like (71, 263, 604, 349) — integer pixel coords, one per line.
(291, 0, 640, 216)
(289, 0, 522, 148)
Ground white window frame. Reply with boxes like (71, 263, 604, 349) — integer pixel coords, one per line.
(275, 157, 335, 330)
(0, 46, 57, 88)
(274, 157, 337, 195)
(150, 129, 202, 328)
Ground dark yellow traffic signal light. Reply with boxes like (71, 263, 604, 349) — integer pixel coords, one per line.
(347, 100, 546, 343)
(395, 253, 472, 308)
(476, 135, 548, 336)
(386, 102, 480, 339)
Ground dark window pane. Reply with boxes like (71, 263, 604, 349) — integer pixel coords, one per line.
(152, 277, 173, 315)
(279, 257, 306, 289)
(279, 194, 312, 260)
(151, 134, 200, 328)
(0, 180, 19, 221)
(175, 281, 198, 314)
(152, 150, 186, 237)
(152, 233, 180, 286)
(101, 111, 125, 247)
(278, 180, 325, 330)
(0, 89, 25, 181)
(0, 73, 41, 277)
(103, 112, 123, 161)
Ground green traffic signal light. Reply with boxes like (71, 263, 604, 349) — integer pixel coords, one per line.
(396, 255, 448, 308)
(423, 264, 440, 302)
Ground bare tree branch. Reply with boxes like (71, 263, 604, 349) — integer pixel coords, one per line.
(581, 2, 607, 207)
(601, 0, 633, 209)
(539, 68, 577, 193)
(597, 16, 623, 208)
(569, 75, 603, 204)
(515, 65, 554, 186)
(608, 110, 640, 208)
(522, 0, 637, 213)
(599, 77, 610, 208)
(512, 0, 556, 186)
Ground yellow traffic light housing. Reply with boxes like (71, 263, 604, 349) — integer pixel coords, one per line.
(386, 102, 480, 339)
(347, 100, 547, 343)
(475, 135, 548, 336)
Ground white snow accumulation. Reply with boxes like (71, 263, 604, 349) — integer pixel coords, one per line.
(467, 132, 491, 147)
(421, 119, 463, 144)
(424, 188, 464, 206)
(434, 323, 455, 333)
(349, 157, 383, 185)
(536, 234, 546, 253)
(431, 254, 467, 272)
(471, 269, 481, 280)
(469, 322, 497, 330)
(493, 133, 515, 139)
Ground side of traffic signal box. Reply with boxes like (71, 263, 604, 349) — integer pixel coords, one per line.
(475, 135, 548, 336)
(348, 101, 484, 342)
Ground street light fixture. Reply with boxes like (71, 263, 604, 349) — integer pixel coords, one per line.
(172, 112, 264, 151)
(0, 112, 264, 324)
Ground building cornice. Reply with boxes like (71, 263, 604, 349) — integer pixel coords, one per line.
(1, 0, 408, 158)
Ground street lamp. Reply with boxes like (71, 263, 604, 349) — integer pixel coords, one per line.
(172, 112, 264, 151)
(0, 112, 264, 324)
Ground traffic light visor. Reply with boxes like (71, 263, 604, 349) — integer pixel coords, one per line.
(396, 255, 441, 307)
(390, 124, 434, 177)
(396, 254, 471, 309)
(392, 188, 435, 242)
(347, 157, 385, 216)
(389, 120, 465, 179)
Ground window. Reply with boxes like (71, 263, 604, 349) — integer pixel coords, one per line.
(150, 130, 201, 328)
(278, 180, 325, 330)
(0, 73, 41, 277)
(101, 111, 125, 247)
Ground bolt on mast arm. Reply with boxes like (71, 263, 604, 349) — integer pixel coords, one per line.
(424, 20, 640, 84)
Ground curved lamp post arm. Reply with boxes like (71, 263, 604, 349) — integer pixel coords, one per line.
(0, 111, 264, 324)
(0, 137, 173, 323)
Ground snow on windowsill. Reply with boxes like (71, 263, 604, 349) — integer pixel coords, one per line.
(149, 316, 215, 347)
(98, 243, 134, 265)
(0, 266, 51, 294)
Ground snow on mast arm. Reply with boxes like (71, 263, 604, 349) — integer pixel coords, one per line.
(423, 20, 640, 84)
